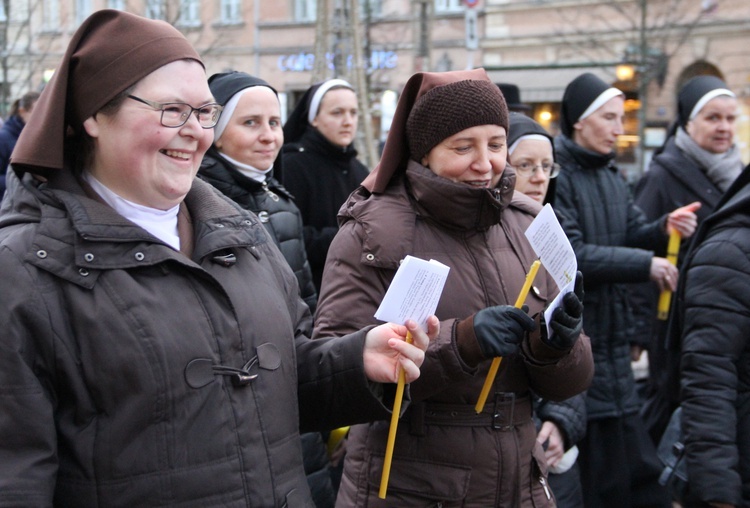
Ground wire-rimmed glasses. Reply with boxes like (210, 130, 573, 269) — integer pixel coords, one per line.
(127, 95, 223, 129)
(512, 161, 561, 179)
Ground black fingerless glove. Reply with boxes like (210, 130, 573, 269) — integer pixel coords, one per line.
(473, 305, 536, 358)
(542, 271, 584, 351)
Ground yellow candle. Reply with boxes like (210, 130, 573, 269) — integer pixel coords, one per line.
(657, 230, 681, 320)
(379, 330, 412, 499)
(475, 260, 541, 414)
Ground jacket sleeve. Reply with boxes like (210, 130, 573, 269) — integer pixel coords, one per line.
(0, 253, 58, 506)
(628, 166, 671, 346)
(554, 168, 657, 286)
(534, 393, 588, 449)
(679, 237, 749, 506)
(313, 221, 475, 402)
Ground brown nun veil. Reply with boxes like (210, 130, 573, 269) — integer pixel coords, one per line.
(362, 68, 505, 194)
(11, 9, 202, 177)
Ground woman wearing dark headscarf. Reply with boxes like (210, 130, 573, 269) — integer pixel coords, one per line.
(281, 79, 369, 292)
(0, 10, 436, 506)
(508, 112, 586, 508)
(199, 71, 317, 313)
(553, 72, 700, 507)
(198, 70, 334, 507)
(313, 68, 593, 507)
(631, 76, 743, 447)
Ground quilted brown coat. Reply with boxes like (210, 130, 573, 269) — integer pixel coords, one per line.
(314, 161, 593, 507)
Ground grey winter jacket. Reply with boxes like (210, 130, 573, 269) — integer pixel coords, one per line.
(0, 169, 395, 507)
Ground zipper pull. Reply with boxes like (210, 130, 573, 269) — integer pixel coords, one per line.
(262, 182, 280, 202)
(540, 476, 551, 500)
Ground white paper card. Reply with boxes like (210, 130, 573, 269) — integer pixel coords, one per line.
(524, 203, 578, 337)
(374, 255, 450, 329)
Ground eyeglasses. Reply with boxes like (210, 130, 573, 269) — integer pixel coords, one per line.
(127, 95, 223, 129)
(513, 161, 561, 178)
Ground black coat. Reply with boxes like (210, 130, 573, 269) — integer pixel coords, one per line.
(198, 149, 317, 313)
(282, 127, 369, 292)
(629, 137, 725, 414)
(0, 115, 24, 195)
(672, 165, 750, 506)
(554, 135, 667, 420)
(631, 137, 723, 348)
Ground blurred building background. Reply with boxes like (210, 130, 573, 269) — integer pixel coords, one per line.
(1, 0, 748, 177)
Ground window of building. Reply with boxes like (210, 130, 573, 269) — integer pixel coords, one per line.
(76, 0, 91, 24)
(146, 0, 165, 20)
(220, 0, 242, 23)
(0, 2, 6, 22)
(435, 0, 463, 13)
(108, 0, 125, 10)
(179, 0, 201, 26)
(294, 0, 316, 22)
(360, 0, 382, 18)
(42, 0, 60, 31)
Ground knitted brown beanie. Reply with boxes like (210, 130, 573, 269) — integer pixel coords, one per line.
(406, 79, 509, 162)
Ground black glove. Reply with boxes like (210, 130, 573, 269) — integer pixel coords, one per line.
(542, 271, 584, 351)
(473, 305, 536, 358)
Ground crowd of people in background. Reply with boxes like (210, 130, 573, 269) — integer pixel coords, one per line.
(0, 8, 748, 508)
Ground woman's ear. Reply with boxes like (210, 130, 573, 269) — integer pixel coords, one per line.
(421, 156, 429, 167)
(82, 116, 100, 138)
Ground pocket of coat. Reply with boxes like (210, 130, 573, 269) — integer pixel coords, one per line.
(530, 444, 554, 507)
(367, 454, 471, 501)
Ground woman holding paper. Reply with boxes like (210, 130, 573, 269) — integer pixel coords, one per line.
(508, 112, 587, 508)
(0, 10, 437, 506)
(631, 75, 742, 447)
(313, 69, 593, 507)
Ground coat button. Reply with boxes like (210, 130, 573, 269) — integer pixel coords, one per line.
(36, 249, 47, 258)
(258, 211, 270, 223)
(84, 253, 95, 262)
(365, 253, 375, 261)
(134, 252, 145, 261)
(79, 268, 90, 277)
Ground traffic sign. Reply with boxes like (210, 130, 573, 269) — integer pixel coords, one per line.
(465, 9, 478, 50)
(465, 0, 480, 7)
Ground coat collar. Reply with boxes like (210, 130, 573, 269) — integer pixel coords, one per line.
(23, 171, 267, 286)
(405, 160, 515, 232)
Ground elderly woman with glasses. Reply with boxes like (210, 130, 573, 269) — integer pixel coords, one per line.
(507, 112, 561, 205)
(0, 10, 437, 507)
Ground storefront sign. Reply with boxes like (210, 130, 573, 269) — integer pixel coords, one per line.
(278, 50, 398, 72)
